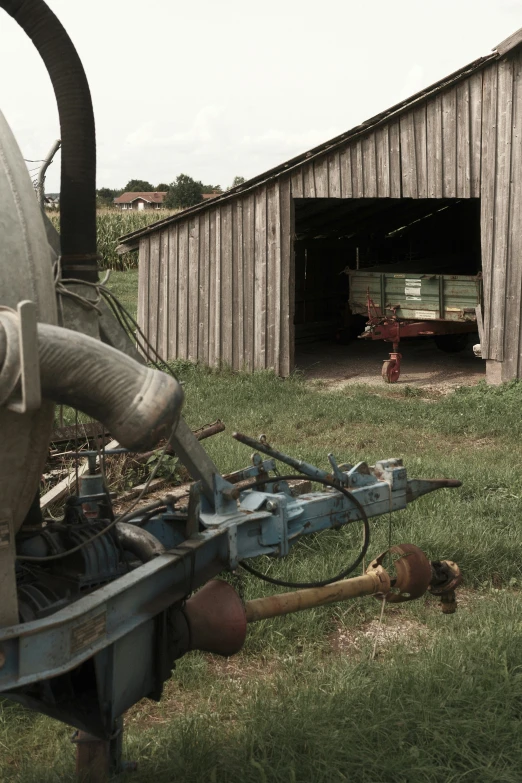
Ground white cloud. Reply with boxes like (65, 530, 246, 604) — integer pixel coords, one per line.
(2, 0, 520, 191)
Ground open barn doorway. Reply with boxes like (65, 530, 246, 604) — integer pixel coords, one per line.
(292, 197, 485, 388)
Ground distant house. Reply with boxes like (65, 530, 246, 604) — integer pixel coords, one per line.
(114, 192, 167, 211)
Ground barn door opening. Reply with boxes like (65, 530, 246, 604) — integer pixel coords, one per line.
(292, 197, 483, 384)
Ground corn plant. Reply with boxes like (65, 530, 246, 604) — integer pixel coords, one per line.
(48, 209, 178, 271)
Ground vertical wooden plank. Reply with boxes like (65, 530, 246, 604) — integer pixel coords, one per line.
(362, 135, 377, 197)
(266, 183, 281, 372)
(198, 213, 210, 365)
(220, 203, 233, 366)
(414, 104, 428, 198)
(188, 217, 199, 362)
(400, 111, 418, 198)
(167, 225, 178, 359)
(427, 94, 443, 197)
(469, 71, 483, 198)
(388, 121, 402, 197)
(234, 201, 244, 370)
(214, 207, 222, 365)
(480, 62, 499, 358)
(288, 198, 296, 375)
(279, 177, 293, 376)
(340, 147, 353, 198)
(148, 233, 161, 353)
(254, 187, 268, 369)
(503, 52, 522, 378)
(442, 87, 458, 197)
(291, 168, 304, 198)
(243, 193, 255, 371)
(510, 52, 522, 380)
(375, 125, 391, 197)
(177, 222, 189, 359)
(314, 158, 329, 198)
(489, 57, 513, 362)
(327, 152, 341, 197)
(456, 81, 471, 198)
(208, 211, 217, 366)
(159, 229, 169, 359)
(303, 162, 316, 198)
(351, 141, 364, 198)
(137, 237, 150, 348)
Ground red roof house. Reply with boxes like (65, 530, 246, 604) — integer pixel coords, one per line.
(113, 192, 167, 210)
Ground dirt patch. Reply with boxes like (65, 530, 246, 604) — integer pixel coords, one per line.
(331, 614, 430, 657)
(125, 654, 280, 731)
(296, 337, 485, 394)
(206, 654, 279, 682)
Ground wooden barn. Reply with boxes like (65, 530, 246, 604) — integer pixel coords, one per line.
(119, 28, 522, 383)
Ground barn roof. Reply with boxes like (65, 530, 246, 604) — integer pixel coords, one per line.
(118, 27, 522, 249)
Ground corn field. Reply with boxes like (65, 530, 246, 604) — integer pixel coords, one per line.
(48, 210, 177, 271)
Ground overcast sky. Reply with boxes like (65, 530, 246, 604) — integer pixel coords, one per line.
(0, 0, 520, 193)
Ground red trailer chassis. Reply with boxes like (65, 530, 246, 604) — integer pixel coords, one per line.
(360, 295, 478, 383)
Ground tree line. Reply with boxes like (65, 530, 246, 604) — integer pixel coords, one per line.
(97, 175, 246, 209)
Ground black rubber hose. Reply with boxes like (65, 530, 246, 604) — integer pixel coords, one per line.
(239, 474, 371, 589)
(0, 0, 97, 281)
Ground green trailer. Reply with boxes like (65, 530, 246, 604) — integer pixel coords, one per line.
(346, 266, 482, 382)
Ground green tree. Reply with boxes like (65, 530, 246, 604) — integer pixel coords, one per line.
(96, 187, 121, 207)
(230, 175, 246, 189)
(201, 184, 222, 194)
(124, 179, 154, 192)
(164, 174, 204, 209)
(156, 183, 170, 192)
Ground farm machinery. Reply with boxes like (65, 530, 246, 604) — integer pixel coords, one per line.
(0, 1, 462, 779)
(346, 262, 482, 383)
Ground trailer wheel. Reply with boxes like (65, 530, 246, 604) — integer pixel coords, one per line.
(382, 359, 400, 383)
(434, 334, 469, 353)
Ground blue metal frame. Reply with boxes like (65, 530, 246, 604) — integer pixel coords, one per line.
(0, 450, 457, 695)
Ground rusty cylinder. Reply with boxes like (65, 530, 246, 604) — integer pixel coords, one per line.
(244, 566, 390, 623)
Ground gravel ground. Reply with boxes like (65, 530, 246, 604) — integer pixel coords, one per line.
(295, 336, 485, 392)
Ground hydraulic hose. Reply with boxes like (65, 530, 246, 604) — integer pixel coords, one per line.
(0, 0, 97, 281)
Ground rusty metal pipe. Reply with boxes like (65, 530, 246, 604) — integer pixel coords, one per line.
(244, 566, 390, 623)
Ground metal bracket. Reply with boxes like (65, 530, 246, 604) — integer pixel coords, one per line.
(0, 301, 41, 413)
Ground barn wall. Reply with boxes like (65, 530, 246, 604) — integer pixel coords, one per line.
(138, 50, 522, 380)
(479, 51, 522, 378)
(137, 180, 294, 376)
(290, 78, 483, 201)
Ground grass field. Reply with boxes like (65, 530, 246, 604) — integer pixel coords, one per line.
(107, 269, 139, 320)
(5, 273, 522, 781)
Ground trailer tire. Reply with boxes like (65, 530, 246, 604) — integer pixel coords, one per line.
(434, 334, 469, 353)
(382, 359, 400, 383)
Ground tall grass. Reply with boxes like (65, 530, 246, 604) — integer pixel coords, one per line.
(48, 209, 177, 271)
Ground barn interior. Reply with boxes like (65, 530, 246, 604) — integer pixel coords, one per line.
(293, 197, 483, 383)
